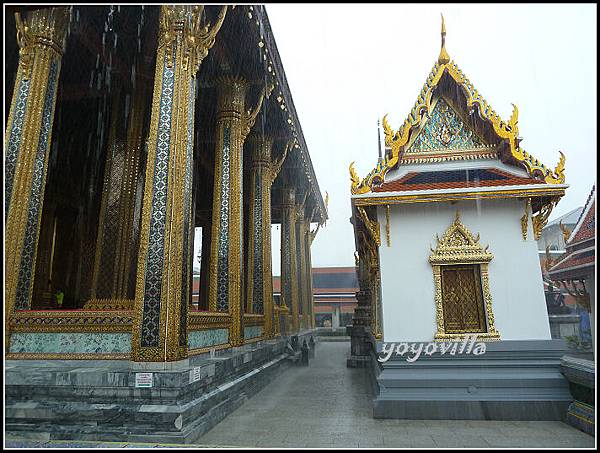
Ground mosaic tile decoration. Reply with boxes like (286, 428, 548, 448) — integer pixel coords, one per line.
(140, 52, 175, 347)
(179, 78, 195, 348)
(283, 215, 292, 308)
(188, 328, 229, 350)
(295, 223, 303, 315)
(14, 60, 58, 310)
(252, 172, 264, 314)
(5, 76, 31, 220)
(97, 143, 125, 298)
(407, 97, 484, 153)
(244, 325, 263, 340)
(9, 332, 131, 354)
(216, 126, 231, 312)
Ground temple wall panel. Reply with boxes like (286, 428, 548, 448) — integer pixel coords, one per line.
(377, 198, 551, 342)
(244, 325, 264, 340)
(188, 328, 229, 351)
(8, 332, 131, 355)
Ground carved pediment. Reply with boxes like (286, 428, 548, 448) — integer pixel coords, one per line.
(407, 97, 487, 153)
(429, 211, 493, 265)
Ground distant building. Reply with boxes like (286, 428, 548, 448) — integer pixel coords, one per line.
(538, 207, 584, 252)
(548, 186, 596, 351)
(273, 267, 359, 328)
(539, 207, 583, 315)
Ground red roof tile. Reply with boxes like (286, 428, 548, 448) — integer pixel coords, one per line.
(549, 251, 595, 275)
(570, 199, 595, 244)
(373, 168, 543, 193)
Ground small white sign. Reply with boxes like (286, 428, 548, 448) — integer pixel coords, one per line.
(191, 366, 202, 383)
(135, 372, 153, 388)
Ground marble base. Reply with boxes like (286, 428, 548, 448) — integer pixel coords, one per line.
(5, 330, 315, 443)
(370, 339, 573, 421)
(561, 356, 595, 436)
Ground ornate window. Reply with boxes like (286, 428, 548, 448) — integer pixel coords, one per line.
(429, 212, 500, 341)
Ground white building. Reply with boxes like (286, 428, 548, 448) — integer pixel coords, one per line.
(347, 17, 573, 420)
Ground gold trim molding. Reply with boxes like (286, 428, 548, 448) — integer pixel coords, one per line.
(520, 198, 531, 240)
(188, 311, 232, 330)
(353, 186, 566, 207)
(10, 310, 134, 333)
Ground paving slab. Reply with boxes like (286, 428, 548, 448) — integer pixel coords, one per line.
(192, 342, 593, 448)
(6, 343, 595, 448)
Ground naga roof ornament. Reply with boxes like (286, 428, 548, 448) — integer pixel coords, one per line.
(350, 15, 566, 195)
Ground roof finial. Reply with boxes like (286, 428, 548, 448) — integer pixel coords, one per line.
(438, 13, 450, 64)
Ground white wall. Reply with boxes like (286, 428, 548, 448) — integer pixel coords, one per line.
(377, 198, 551, 341)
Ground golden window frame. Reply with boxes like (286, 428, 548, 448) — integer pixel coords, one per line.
(429, 212, 500, 341)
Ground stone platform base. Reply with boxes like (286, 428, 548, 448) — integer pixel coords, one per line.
(370, 339, 573, 421)
(5, 330, 315, 444)
(561, 356, 595, 436)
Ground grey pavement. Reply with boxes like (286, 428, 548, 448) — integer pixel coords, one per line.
(196, 341, 595, 448)
(5, 342, 595, 448)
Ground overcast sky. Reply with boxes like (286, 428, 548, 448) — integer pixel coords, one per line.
(196, 4, 597, 274)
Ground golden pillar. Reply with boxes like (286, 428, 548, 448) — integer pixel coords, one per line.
(246, 135, 274, 337)
(281, 188, 300, 333)
(208, 77, 247, 347)
(245, 136, 290, 339)
(5, 8, 69, 345)
(296, 216, 310, 330)
(305, 230, 316, 329)
(131, 5, 226, 362)
(208, 77, 272, 346)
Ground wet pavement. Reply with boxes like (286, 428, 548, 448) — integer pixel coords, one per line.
(5, 342, 595, 448)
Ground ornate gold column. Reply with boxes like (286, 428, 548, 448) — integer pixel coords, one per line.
(281, 188, 300, 333)
(208, 77, 246, 347)
(246, 136, 273, 338)
(131, 5, 226, 362)
(208, 76, 272, 346)
(305, 218, 319, 329)
(296, 214, 309, 330)
(5, 8, 69, 345)
(245, 135, 281, 338)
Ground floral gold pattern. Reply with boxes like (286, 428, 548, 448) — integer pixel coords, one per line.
(429, 212, 500, 341)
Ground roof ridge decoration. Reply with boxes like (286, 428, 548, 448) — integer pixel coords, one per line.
(350, 16, 566, 195)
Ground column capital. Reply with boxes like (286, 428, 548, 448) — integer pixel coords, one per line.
(159, 5, 227, 74)
(16, 7, 70, 53)
(247, 134, 274, 166)
(15, 7, 70, 79)
(281, 187, 296, 208)
(215, 75, 248, 119)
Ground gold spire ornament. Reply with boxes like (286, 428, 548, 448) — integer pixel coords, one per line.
(438, 14, 450, 64)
